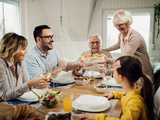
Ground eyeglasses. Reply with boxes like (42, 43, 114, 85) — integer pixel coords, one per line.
(115, 23, 125, 27)
(39, 34, 54, 39)
(89, 41, 100, 45)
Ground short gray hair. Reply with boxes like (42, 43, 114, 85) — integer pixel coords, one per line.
(113, 10, 133, 26)
(88, 33, 102, 45)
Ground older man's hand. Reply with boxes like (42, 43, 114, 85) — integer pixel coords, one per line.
(78, 60, 93, 67)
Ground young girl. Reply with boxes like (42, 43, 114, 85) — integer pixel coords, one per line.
(80, 56, 155, 120)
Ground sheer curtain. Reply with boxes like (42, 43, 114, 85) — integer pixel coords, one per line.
(59, 27, 78, 62)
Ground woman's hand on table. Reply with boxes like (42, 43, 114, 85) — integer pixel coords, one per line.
(80, 113, 96, 120)
(103, 93, 114, 100)
(27, 77, 50, 89)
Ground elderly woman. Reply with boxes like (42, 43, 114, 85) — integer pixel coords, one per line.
(103, 9, 154, 82)
(0, 32, 49, 101)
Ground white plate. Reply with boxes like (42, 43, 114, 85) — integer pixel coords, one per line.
(108, 78, 122, 87)
(45, 112, 72, 120)
(72, 95, 110, 112)
(17, 89, 45, 102)
(84, 71, 102, 78)
(53, 76, 75, 84)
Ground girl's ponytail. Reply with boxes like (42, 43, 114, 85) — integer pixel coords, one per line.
(141, 74, 155, 120)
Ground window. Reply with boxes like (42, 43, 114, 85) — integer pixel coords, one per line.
(102, 8, 154, 57)
(0, 0, 20, 39)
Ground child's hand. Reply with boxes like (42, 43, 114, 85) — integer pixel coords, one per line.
(80, 113, 95, 120)
(103, 93, 114, 100)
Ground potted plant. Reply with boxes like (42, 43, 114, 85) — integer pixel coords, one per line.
(154, 2, 160, 38)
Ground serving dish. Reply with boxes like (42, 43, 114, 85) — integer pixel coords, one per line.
(74, 77, 90, 85)
(81, 53, 104, 63)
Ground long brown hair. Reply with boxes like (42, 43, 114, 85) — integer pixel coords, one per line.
(116, 56, 155, 120)
(0, 32, 28, 63)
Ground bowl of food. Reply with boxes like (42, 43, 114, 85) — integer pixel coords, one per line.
(74, 77, 90, 85)
(96, 85, 107, 93)
(40, 91, 61, 108)
(46, 112, 72, 120)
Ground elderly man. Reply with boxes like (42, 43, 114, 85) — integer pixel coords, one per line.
(68, 34, 112, 74)
(25, 25, 90, 79)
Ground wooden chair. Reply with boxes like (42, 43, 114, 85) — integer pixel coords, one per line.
(155, 87, 160, 120)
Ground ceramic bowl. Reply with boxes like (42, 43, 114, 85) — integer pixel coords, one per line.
(96, 85, 107, 93)
(75, 78, 90, 85)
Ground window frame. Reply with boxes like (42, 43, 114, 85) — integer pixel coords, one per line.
(0, 0, 20, 37)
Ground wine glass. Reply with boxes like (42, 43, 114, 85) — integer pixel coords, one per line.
(97, 64, 105, 77)
(41, 72, 51, 92)
(97, 63, 104, 69)
(51, 70, 59, 91)
(40, 63, 52, 92)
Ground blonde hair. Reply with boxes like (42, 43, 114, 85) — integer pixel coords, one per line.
(113, 10, 133, 26)
(0, 32, 28, 63)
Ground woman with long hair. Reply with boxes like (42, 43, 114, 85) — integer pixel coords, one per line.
(0, 32, 49, 101)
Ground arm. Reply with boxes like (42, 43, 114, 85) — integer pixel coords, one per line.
(103, 36, 121, 52)
(84, 98, 143, 120)
(52, 60, 67, 73)
(0, 61, 49, 101)
(66, 52, 93, 71)
(0, 61, 30, 101)
(113, 91, 126, 99)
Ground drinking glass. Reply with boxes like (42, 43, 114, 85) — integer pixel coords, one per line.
(40, 63, 52, 92)
(51, 70, 59, 91)
(97, 63, 104, 69)
(63, 92, 73, 112)
(41, 72, 51, 92)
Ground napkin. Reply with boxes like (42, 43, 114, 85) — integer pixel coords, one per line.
(11, 99, 31, 105)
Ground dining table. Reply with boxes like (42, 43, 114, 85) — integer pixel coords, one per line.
(37, 72, 123, 120)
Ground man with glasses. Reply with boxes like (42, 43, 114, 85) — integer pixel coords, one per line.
(71, 34, 113, 75)
(25, 25, 89, 79)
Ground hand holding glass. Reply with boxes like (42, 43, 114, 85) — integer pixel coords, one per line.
(97, 63, 104, 69)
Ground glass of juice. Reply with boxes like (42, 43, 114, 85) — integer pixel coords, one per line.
(63, 92, 73, 112)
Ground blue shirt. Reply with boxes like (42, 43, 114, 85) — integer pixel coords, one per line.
(25, 46, 62, 79)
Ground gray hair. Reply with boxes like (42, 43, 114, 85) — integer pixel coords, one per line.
(88, 33, 102, 45)
(113, 10, 133, 26)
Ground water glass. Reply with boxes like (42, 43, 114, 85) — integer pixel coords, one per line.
(63, 92, 73, 112)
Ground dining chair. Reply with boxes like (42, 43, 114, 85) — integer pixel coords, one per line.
(154, 87, 160, 120)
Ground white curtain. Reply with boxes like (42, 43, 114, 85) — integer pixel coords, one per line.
(59, 27, 78, 62)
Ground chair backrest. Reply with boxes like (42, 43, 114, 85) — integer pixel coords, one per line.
(155, 87, 160, 119)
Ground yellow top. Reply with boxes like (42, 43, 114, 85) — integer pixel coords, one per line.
(94, 88, 148, 120)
